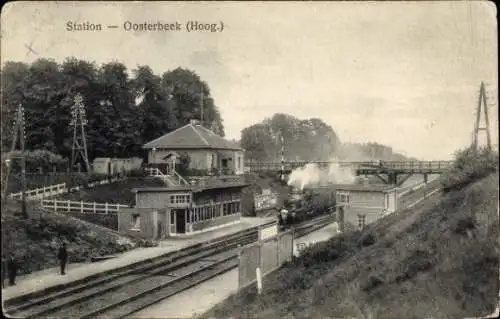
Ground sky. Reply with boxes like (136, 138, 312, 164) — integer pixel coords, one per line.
(1, 1, 498, 160)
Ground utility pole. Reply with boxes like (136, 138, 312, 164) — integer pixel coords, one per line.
(2, 105, 28, 218)
(472, 81, 492, 151)
(70, 93, 90, 173)
(280, 133, 285, 182)
(200, 83, 204, 126)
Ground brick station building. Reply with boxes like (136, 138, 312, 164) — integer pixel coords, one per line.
(118, 120, 248, 239)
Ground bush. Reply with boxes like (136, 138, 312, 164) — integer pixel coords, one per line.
(358, 233, 377, 247)
(362, 275, 384, 292)
(128, 168, 147, 177)
(4, 149, 69, 173)
(441, 147, 498, 192)
(454, 216, 476, 235)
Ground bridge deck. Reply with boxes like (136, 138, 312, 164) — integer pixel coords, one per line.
(245, 161, 453, 174)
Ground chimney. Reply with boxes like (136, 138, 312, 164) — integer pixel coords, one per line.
(190, 119, 200, 126)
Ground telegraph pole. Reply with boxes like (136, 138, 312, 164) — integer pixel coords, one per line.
(200, 83, 204, 126)
(280, 133, 285, 182)
(472, 82, 492, 151)
(70, 93, 90, 173)
(2, 105, 28, 218)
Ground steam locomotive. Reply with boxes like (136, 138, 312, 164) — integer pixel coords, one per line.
(278, 186, 335, 228)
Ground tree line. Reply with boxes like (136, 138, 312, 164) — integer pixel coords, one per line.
(240, 113, 412, 162)
(1, 58, 225, 164)
(1, 58, 411, 167)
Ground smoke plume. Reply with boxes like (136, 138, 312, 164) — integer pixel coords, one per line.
(287, 158, 356, 190)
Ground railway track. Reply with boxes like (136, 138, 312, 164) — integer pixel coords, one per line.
(5, 215, 334, 319)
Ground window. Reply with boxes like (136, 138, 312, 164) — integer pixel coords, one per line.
(170, 212, 175, 225)
(223, 203, 227, 216)
(357, 214, 366, 229)
(131, 214, 141, 230)
(170, 196, 175, 204)
(337, 191, 350, 204)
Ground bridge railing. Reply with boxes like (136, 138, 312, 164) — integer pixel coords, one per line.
(244, 160, 454, 172)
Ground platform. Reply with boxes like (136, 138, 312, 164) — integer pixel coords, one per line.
(2, 217, 275, 302)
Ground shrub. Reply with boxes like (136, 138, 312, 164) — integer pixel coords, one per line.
(5, 149, 69, 173)
(441, 147, 498, 192)
(128, 168, 147, 177)
(454, 216, 476, 235)
(358, 233, 377, 247)
(362, 275, 384, 292)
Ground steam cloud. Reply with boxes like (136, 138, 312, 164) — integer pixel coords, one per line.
(287, 158, 357, 190)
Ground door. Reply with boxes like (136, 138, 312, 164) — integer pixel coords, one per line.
(157, 220, 164, 239)
(175, 209, 186, 233)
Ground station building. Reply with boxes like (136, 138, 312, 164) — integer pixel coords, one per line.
(335, 184, 398, 231)
(117, 120, 249, 239)
(143, 119, 245, 175)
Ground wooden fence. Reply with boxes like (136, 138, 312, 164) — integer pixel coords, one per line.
(41, 199, 129, 214)
(8, 183, 67, 200)
(7, 177, 125, 200)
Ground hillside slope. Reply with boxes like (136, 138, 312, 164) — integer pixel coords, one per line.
(1, 200, 137, 276)
(205, 173, 499, 319)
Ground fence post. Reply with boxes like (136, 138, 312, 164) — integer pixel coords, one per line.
(105, 202, 108, 214)
(276, 234, 280, 266)
(81, 200, 83, 213)
(54, 200, 57, 212)
(67, 200, 70, 212)
(93, 202, 96, 213)
(256, 267, 262, 295)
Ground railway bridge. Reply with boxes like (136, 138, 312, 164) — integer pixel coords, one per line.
(244, 160, 454, 185)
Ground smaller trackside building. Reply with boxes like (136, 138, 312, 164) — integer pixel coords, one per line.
(118, 178, 248, 239)
(335, 184, 397, 231)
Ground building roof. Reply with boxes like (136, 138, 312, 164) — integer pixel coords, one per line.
(132, 182, 249, 193)
(334, 184, 397, 193)
(143, 120, 243, 151)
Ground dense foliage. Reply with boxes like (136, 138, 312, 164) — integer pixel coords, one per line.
(441, 146, 499, 192)
(240, 113, 411, 162)
(1, 59, 225, 164)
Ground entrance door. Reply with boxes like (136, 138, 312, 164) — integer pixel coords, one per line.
(175, 209, 186, 233)
(157, 220, 164, 239)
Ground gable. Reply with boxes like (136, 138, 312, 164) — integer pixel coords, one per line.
(143, 123, 243, 150)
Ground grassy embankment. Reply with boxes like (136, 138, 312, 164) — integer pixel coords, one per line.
(57, 176, 166, 205)
(204, 148, 499, 319)
(1, 199, 138, 276)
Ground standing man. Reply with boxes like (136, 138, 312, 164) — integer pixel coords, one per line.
(58, 242, 68, 275)
(7, 253, 18, 286)
(1, 255, 6, 288)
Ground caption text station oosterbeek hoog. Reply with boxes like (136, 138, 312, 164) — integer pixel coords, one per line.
(66, 21, 224, 32)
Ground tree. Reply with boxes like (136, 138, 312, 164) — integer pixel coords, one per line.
(240, 113, 341, 161)
(0, 58, 226, 162)
(161, 67, 224, 136)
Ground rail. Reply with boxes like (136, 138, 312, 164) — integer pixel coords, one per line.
(41, 199, 129, 214)
(172, 169, 189, 186)
(245, 160, 454, 172)
(7, 177, 125, 201)
(8, 183, 67, 200)
(145, 167, 189, 186)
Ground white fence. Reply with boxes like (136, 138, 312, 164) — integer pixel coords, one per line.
(41, 199, 129, 214)
(8, 183, 67, 200)
(7, 177, 125, 200)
